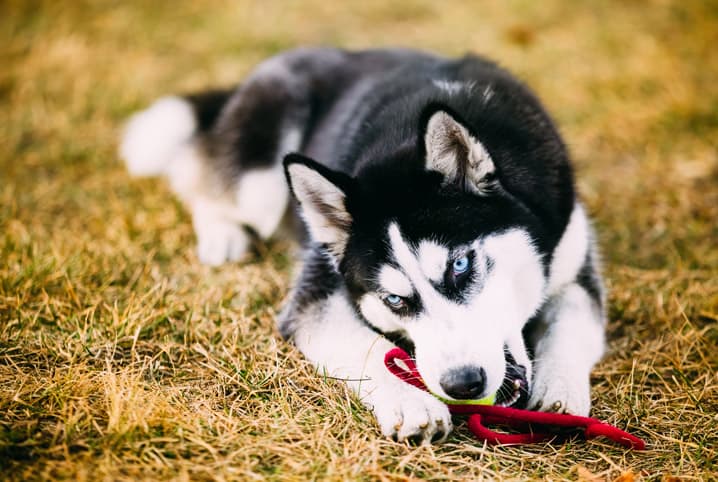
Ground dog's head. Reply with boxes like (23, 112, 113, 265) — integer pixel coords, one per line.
(285, 106, 550, 407)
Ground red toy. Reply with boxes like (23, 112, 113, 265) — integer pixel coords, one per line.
(385, 347, 645, 449)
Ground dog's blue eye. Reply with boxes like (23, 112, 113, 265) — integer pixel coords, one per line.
(453, 256, 470, 274)
(385, 294, 404, 308)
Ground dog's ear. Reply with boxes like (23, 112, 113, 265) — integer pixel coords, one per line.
(423, 108, 497, 194)
(284, 153, 354, 262)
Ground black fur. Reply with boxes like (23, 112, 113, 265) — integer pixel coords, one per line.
(124, 47, 607, 426)
(186, 48, 582, 338)
(576, 250, 604, 311)
(185, 88, 235, 132)
(278, 246, 340, 339)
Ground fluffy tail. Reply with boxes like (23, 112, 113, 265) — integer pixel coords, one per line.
(119, 89, 233, 177)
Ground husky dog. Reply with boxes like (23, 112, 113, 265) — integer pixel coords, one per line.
(120, 47, 606, 444)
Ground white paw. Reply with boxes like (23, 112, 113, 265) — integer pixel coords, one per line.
(528, 361, 591, 416)
(366, 383, 452, 444)
(195, 221, 250, 266)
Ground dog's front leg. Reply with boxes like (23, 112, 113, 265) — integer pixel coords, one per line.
(287, 292, 452, 444)
(527, 283, 605, 416)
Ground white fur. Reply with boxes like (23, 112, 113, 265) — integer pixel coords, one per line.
(386, 223, 545, 401)
(120, 99, 252, 265)
(155, 141, 255, 266)
(358, 295, 403, 333)
(529, 284, 605, 416)
(120, 96, 196, 177)
(482, 85, 494, 103)
(166, 142, 206, 203)
(432, 79, 463, 95)
(226, 127, 298, 240)
(234, 163, 289, 239)
(424, 111, 496, 195)
(123, 95, 297, 265)
(192, 197, 251, 266)
(387, 224, 437, 304)
(191, 128, 297, 264)
(287, 164, 351, 258)
(420, 230, 544, 398)
(378, 266, 414, 298)
(481, 231, 546, 323)
(162, 144, 289, 265)
(548, 202, 590, 295)
(293, 292, 389, 378)
(294, 292, 451, 442)
(186, 162, 289, 265)
(417, 240, 448, 282)
(279, 128, 302, 161)
(433, 79, 478, 95)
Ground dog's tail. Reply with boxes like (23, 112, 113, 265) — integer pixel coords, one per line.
(119, 89, 233, 177)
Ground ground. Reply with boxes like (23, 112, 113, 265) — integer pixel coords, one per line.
(1, 0, 717, 480)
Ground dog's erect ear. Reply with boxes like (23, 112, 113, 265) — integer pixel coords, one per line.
(424, 109, 497, 194)
(284, 153, 354, 261)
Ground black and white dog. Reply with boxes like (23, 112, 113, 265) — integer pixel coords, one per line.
(120, 48, 606, 444)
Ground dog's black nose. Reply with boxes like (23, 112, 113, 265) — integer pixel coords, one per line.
(440, 366, 486, 400)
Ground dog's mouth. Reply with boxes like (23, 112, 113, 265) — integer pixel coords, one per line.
(494, 352, 530, 408)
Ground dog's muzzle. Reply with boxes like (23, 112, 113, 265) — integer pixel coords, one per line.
(495, 352, 530, 407)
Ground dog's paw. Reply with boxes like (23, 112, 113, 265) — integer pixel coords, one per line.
(528, 362, 591, 416)
(367, 384, 452, 444)
(195, 221, 250, 266)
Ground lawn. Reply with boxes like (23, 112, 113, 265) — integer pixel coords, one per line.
(1, 0, 717, 480)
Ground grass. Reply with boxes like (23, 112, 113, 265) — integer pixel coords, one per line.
(1, 0, 717, 479)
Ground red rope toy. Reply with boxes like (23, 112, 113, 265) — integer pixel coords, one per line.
(384, 347, 645, 449)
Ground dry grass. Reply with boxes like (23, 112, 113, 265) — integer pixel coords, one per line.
(1, 0, 717, 480)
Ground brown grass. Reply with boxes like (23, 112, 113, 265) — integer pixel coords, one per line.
(1, 0, 717, 480)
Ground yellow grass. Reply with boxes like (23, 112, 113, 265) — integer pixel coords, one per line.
(1, 0, 717, 480)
